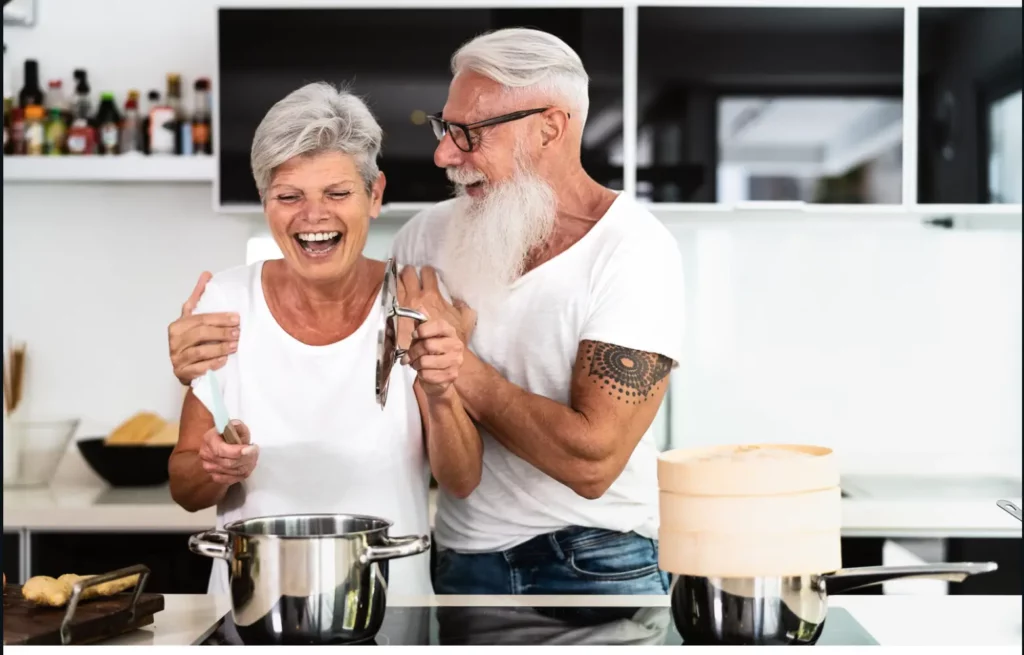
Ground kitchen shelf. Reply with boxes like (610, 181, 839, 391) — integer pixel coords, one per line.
(2, 155, 215, 183)
(646, 202, 1023, 219)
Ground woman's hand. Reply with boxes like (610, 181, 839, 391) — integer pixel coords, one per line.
(198, 420, 258, 485)
(168, 272, 240, 385)
(404, 319, 465, 396)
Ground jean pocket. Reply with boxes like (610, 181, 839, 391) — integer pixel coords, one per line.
(567, 532, 661, 582)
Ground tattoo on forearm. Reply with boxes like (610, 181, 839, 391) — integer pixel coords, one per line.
(583, 341, 672, 405)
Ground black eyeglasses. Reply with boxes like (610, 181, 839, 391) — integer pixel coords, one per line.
(428, 107, 565, 152)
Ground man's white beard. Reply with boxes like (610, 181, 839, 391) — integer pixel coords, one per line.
(439, 155, 556, 312)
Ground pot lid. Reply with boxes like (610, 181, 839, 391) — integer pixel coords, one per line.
(375, 258, 427, 409)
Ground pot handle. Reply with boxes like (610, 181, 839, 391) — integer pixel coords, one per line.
(821, 562, 998, 595)
(363, 534, 431, 563)
(188, 530, 232, 560)
(393, 307, 428, 359)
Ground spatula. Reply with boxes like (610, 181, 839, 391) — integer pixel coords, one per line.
(204, 370, 241, 445)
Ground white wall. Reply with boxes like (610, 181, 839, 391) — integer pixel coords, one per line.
(3, 0, 1022, 484)
(664, 219, 1022, 468)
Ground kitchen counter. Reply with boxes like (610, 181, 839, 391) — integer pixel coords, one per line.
(102, 593, 1022, 647)
(4, 483, 1020, 539)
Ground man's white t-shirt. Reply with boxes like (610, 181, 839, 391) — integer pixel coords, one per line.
(390, 192, 686, 553)
(189, 261, 433, 596)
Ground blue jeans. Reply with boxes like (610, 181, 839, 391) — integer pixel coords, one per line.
(432, 527, 669, 595)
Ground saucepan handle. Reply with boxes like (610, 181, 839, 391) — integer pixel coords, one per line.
(188, 530, 233, 560)
(821, 562, 998, 595)
(394, 307, 429, 358)
(363, 534, 431, 564)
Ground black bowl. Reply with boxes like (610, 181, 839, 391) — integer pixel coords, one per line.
(77, 437, 174, 487)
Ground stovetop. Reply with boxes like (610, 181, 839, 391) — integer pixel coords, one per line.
(196, 604, 878, 646)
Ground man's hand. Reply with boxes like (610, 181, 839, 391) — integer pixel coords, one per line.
(405, 319, 465, 397)
(168, 272, 239, 385)
(399, 265, 477, 345)
(397, 266, 472, 396)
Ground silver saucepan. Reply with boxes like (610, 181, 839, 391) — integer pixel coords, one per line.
(670, 561, 998, 646)
(188, 513, 430, 644)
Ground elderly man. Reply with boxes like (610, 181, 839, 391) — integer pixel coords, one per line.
(167, 28, 684, 595)
(391, 28, 684, 595)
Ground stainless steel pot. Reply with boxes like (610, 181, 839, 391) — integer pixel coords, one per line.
(670, 562, 997, 646)
(188, 513, 430, 644)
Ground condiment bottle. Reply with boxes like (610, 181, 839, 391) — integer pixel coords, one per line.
(18, 59, 43, 108)
(95, 92, 121, 155)
(44, 106, 66, 155)
(23, 104, 45, 155)
(120, 90, 142, 154)
(9, 106, 25, 155)
(66, 117, 95, 155)
(192, 78, 212, 155)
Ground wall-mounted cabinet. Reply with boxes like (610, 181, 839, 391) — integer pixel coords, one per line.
(215, 6, 623, 211)
(917, 7, 1023, 205)
(637, 6, 905, 206)
(209, 0, 1020, 218)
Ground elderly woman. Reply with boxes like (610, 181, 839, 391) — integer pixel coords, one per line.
(167, 82, 482, 598)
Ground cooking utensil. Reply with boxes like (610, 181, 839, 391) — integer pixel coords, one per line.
(188, 513, 430, 644)
(996, 499, 1022, 522)
(3, 339, 27, 414)
(203, 370, 240, 445)
(376, 258, 427, 409)
(2, 564, 162, 645)
(670, 561, 998, 646)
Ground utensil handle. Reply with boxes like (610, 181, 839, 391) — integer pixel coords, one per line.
(394, 307, 429, 358)
(60, 563, 151, 645)
(222, 422, 242, 445)
(363, 534, 431, 563)
(997, 499, 1023, 522)
(822, 562, 998, 595)
(395, 307, 428, 324)
(188, 530, 232, 560)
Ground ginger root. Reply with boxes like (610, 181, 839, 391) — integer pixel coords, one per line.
(22, 572, 140, 607)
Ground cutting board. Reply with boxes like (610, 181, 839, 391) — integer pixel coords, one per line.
(2, 584, 165, 645)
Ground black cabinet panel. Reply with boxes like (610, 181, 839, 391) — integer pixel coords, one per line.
(30, 532, 212, 595)
(3, 532, 21, 584)
(840, 537, 885, 595)
(918, 8, 1022, 204)
(946, 538, 1021, 595)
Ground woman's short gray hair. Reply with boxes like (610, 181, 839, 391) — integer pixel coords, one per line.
(250, 82, 383, 196)
(451, 28, 590, 126)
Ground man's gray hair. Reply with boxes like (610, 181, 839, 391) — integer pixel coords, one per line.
(250, 82, 382, 196)
(451, 28, 590, 126)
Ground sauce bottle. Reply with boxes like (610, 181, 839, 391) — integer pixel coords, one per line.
(120, 90, 142, 154)
(71, 69, 95, 154)
(9, 107, 25, 155)
(66, 116, 95, 155)
(18, 59, 43, 108)
(44, 106, 66, 155)
(149, 74, 181, 155)
(95, 92, 121, 155)
(2, 98, 10, 155)
(23, 104, 45, 155)
(192, 78, 212, 155)
(141, 89, 159, 154)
